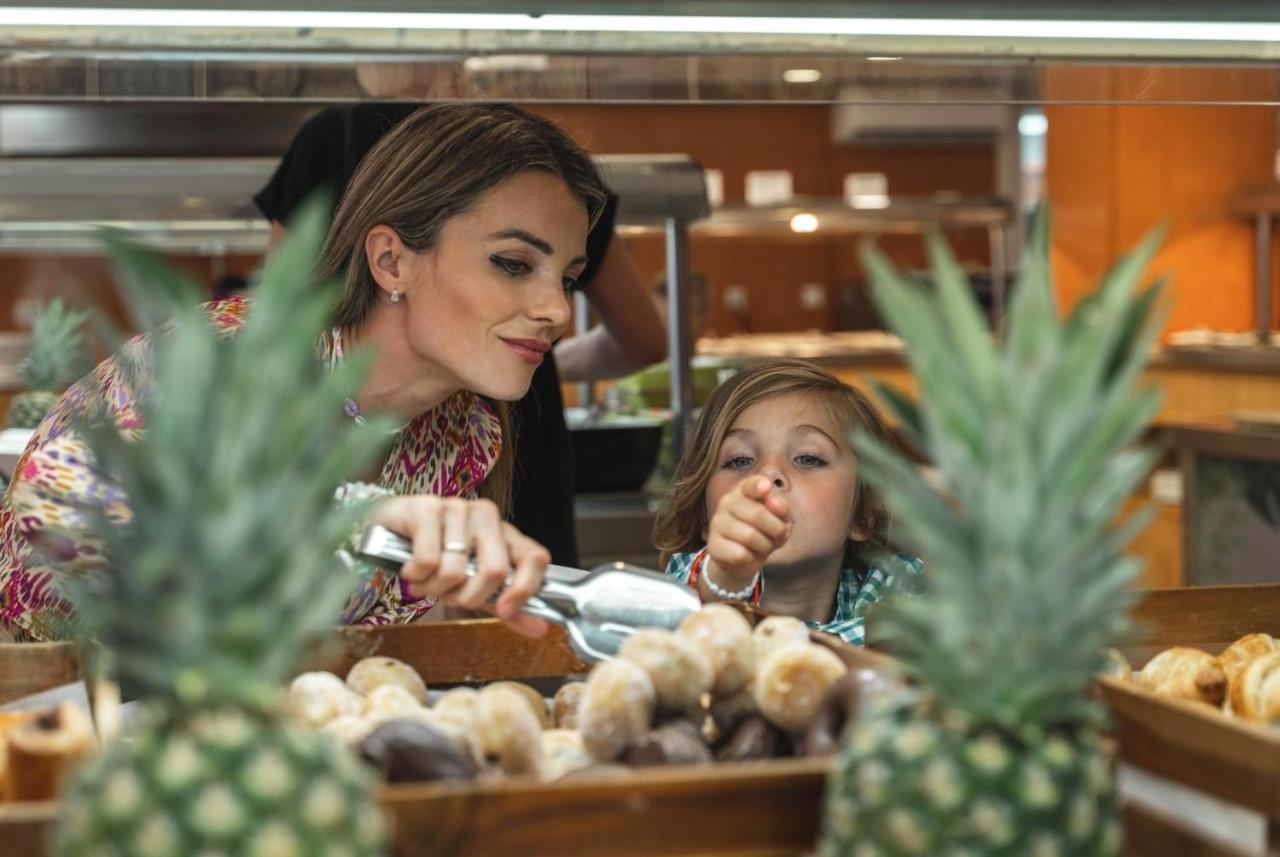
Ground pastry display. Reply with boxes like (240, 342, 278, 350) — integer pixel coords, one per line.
(1230, 651, 1280, 722)
(752, 616, 811, 664)
(4, 703, 95, 802)
(1098, 648, 1132, 683)
(577, 659, 657, 762)
(552, 681, 586, 730)
(357, 719, 478, 783)
(1137, 646, 1227, 707)
(625, 720, 713, 767)
(618, 629, 713, 712)
(488, 680, 553, 729)
(675, 604, 756, 696)
(287, 671, 366, 728)
(753, 644, 848, 733)
(345, 656, 430, 705)
(472, 684, 544, 775)
(1219, 633, 1277, 687)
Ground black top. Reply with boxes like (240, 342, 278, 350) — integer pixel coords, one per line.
(257, 103, 618, 567)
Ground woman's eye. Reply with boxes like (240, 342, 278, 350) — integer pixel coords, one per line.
(795, 454, 826, 467)
(722, 455, 753, 470)
(491, 255, 531, 276)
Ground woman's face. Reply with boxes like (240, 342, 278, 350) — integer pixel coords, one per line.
(400, 169, 588, 401)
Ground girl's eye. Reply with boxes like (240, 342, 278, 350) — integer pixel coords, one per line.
(491, 255, 531, 277)
(722, 455, 753, 470)
(795, 454, 827, 468)
(562, 276, 580, 292)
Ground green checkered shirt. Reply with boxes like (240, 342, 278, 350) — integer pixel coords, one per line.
(664, 546, 922, 646)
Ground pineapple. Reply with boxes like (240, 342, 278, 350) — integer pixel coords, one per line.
(52, 197, 392, 856)
(820, 211, 1165, 856)
(6, 297, 88, 428)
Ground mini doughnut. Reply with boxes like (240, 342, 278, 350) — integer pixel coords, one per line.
(753, 616, 811, 664)
(625, 720, 712, 767)
(358, 719, 478, 784)
(345, 656, 429, 704)
(577, 659, 656, 762)
(538, 729, 594, 780)
(716, 713, 789, 763)
(364, 684, 426, 719)
(618, 630, 713, 712)
(753, 644, 848, 734)
(676, 604, 755, 697)
(553, 682, 587, 730)
(708, 681, 756, 738)
(472, 684, 544, 775)
(489, 681, 552, 729)
(432, 687, 479, 729)
(288, 671, 366, 728)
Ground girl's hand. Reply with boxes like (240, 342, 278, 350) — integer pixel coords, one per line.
(705, 475, 792, 588)
(366, 495, 550, 638)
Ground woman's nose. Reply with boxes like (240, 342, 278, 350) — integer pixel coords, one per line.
(532, 280, 572, 328)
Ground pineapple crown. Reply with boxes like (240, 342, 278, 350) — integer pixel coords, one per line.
(66, 195, 392, 712)
(20, 297, 89, 392)
(855, 210, 1166, 731)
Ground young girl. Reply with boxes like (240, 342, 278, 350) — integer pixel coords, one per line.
(653, 359, 922, 646)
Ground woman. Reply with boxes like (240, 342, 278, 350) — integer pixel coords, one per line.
(0, 104, 607, 641)
(256, 102, 665, 567)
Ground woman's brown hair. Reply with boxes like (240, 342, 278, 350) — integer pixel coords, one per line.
(317, 103, 608, 515)
(653, 358, 892, 565)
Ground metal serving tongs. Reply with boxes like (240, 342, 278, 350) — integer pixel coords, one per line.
(349, 525, 701, 663)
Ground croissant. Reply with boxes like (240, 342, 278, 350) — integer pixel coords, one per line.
(4, 703, 95, 802)
(1137, 646, 1227, 707)
(1229, 651, 1280, 722)
(1219, 633, 1277, 686)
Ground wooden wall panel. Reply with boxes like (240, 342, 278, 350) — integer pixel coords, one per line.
(1045, 67, 1278, 335)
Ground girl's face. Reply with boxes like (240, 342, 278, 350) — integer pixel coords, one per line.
(706, 392, 860, 567)
(397, 169, 589, 401)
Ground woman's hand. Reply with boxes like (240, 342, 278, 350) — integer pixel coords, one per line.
(706, 475, 792, 590)
(366, 495, 550, 638)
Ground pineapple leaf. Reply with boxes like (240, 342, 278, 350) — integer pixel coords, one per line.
(19, 297, 90, 393)
(64, 193, 394, 710)
(859, 207, 1163, 730)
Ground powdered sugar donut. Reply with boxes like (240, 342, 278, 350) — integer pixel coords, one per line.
(675, 604, 755, 697)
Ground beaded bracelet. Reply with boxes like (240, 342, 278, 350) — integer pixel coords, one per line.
(703, 564, 761, 602)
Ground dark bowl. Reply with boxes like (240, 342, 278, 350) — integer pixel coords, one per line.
(566, 409, 667, 493)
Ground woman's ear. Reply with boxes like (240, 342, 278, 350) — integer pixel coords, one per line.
(364, 225, 412, 297)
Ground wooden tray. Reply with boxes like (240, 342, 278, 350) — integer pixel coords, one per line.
(0, 614, 1247, 857)
(1102, 583, 1280, 847)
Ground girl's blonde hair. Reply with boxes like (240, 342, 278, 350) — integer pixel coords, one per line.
(317, 103, 608, 516)
(653, 358, 892, 565)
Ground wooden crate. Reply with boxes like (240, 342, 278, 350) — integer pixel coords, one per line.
(1102, 583, 1280, 850)
(0, 615, 1246, 857)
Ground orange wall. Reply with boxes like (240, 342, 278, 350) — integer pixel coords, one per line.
(1045, 67, 1278, 335)
(537, 104, 996, 335)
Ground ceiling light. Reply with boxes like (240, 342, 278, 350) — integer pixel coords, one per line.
(790, 213, 819, 233)
(1018, 113, 1049, 136)
(866, 56, 902, 62)
(0, 10, 1278, 43)
(782, 68, 822, 84)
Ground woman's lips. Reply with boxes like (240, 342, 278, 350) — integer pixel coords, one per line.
(501, 337, 550, 366)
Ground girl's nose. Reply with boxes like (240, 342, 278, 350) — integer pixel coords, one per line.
(760, 465, 788, 491)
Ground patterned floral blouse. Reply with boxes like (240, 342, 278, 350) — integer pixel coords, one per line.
(0, 296, 503, 641)
(664, 545, 923, 646)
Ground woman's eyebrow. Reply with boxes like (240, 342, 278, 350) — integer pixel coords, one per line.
(488, 228, 588, 266)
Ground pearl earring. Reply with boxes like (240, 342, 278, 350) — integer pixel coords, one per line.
(390, 289, 401, 304)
